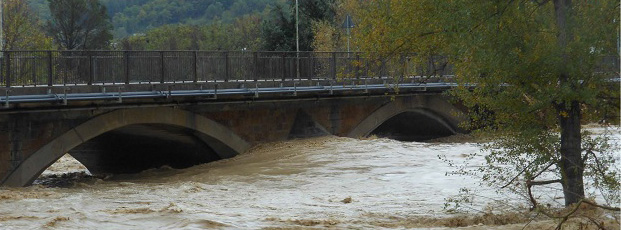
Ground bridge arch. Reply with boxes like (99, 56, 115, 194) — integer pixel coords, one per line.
(3, 107, 250, 186)
(348, 96, 466, 141)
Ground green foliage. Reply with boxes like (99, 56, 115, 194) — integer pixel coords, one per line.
(119, 15, 263, 51)
(353, 0, 619, 209)
(46, 0, 113, 50)
(2, 0, 53, 50)
(261, 0, 337, 51)
(29, 0, 279, 39)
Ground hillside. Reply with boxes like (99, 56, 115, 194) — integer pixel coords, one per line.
(27, 0, 284, 38)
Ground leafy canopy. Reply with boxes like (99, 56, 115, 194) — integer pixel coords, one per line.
(46, 0, 113, 50)
(2, 0, 53, 50)
(352, 0, 619, 208)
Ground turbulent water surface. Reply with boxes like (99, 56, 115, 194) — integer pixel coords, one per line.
(0, 128, 618, 229)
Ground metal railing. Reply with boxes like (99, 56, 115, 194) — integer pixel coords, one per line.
(0, 50, 616, 89)
(0, 51, 455, 88)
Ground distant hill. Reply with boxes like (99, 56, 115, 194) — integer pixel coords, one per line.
(27, 0, 284, 39)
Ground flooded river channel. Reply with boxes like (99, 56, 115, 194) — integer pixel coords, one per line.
(0, 130, 618, 229)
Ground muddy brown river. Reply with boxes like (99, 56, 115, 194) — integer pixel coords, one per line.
(0, 130, 618, 229)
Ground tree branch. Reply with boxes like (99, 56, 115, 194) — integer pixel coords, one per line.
(528, 179, 561, 186)
(582, 200, 621, 212)
(584, 216, 608, 230)
(531, 161, 558, 181)
(527, 178, 620, 229)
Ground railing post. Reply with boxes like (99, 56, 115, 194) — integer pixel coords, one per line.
(282, 52, 286, 82)
(193, 51, 198, 83)
(309, 53, 314, 80)
(253, 52, 258, 82)
(124, 51, 130, 84)
(355, 53, 360, 79)
(88, 52, 94, 85)
(160, 51, 165, 84)
(331, 52, 337, 80)
(5, 52, 10, 88)
(48, 51, 53, 86)
(224, 51, 230, 82)
(405, 56, 410, 80)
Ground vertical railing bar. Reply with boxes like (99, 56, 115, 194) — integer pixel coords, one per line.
(253, 52, 259, 82)
(160, 51, 165, 84)
(172, 52, 177, 84)
(213, 52, 217, 84)
(281, 52, 286, 82)
(48, 51, 53, 86)
(193, 51, 198, 83)
(0, 53, 3, 88)
(63, 52, 68, 86)
(5, 52, 10, 88)
(124, 51, 130, 84)
(224, 51, 230, 82)
(88, 52, 93, 85)
(32, 53, 37, 87)
(331, 52, 337, 80)
(310, 53, 315, 80)
(355, 53, 360, 79)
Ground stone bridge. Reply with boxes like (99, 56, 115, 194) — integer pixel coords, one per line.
(0, 51, 466, 186)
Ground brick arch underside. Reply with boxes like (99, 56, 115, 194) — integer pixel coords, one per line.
(347, 97, 466, 139)
(2, 107, 250, 187)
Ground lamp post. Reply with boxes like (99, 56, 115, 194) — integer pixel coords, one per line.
(1, 0, 3, 52)
(1, 0, 4, 83)
(295, 0, 299, 54)
(295, 0, 300, 79)
(342, 15, 355, 57)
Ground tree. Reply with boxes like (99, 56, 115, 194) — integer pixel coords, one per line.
(261, 0, 337, 51)
(352, 0, 619, 210)
(2, 0, 53, 50)
(46, 0, 113, 50)
(119, 16, 263, 51)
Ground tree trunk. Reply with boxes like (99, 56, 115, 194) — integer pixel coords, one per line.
(554, 0, 584, 206)
(558, 101, 585, 206)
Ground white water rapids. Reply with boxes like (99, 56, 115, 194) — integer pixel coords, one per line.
(0, 127, 618, 229)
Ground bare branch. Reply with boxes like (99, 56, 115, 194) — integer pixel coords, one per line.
(531, 161, 557, 181)
(585, 150, 610, 180)
(501, 160, 537, 189)
(582, 200, 621, 212)
(527, 177, 620, 229)
(554, 201, 583, 230)
(528, 179, 561, 186)
(585, 216, 609, 230)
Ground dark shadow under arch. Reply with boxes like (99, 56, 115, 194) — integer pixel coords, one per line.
(68, 123, 224, 175)
(370, 110, 456, 141)
(3, 107, 250, 186)
(348, 96, 465, 140)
